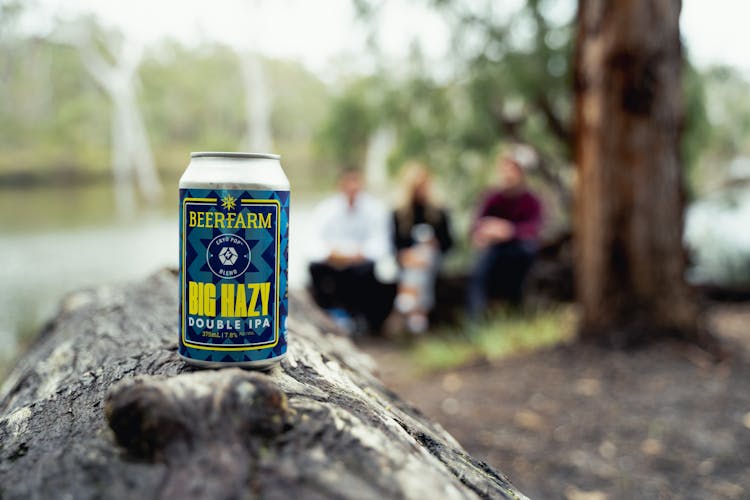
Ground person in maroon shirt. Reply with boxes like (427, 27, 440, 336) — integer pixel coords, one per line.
(468, 151, 542, 319)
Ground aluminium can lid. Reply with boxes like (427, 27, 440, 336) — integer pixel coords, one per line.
(190, 152, 280, 160)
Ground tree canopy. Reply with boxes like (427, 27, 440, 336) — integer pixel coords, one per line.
(319, 0, 738, 209)
(0, 0, 748, 202)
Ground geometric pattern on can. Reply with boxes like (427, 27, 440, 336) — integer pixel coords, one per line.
(179, 188, 289, 362)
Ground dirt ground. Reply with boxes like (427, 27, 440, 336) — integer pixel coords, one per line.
(360, 304, 750, 500)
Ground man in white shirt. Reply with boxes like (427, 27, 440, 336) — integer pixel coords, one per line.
(308, 168, 395, 334)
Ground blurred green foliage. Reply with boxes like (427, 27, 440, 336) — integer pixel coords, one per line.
(0, 8, 331, 189)
(320, 0, 575, 210)
(0, 35, 110, 180)
(690, 66, 750, 190)
(1, 0, 749, 202)
(320, 0, 749, 209)
(139, 42, 331, 184)
(316, 76, 380, 169)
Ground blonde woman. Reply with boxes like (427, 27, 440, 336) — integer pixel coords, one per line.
(392, 161, 453, 333)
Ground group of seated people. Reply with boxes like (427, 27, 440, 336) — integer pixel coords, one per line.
(307, 148, 543, 335)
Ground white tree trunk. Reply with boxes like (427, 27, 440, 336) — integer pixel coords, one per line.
(240, 52, 273, 153)
(79, 43, 162, 216)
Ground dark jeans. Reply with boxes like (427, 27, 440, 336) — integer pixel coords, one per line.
(468, 240, 536, 320)
(309, 260, 395, 333)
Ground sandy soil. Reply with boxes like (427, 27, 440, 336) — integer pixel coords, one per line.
(361, 304, 750, 500)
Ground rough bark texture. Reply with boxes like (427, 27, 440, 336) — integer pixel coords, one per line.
(0, 270, 526, 500)
(573, 0, 712, 347)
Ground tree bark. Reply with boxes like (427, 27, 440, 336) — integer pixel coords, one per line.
(573, 0, 714, 348)
(0, 270, 527, 500)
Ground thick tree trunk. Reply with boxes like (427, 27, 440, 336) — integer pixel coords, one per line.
(0, 270, 526, 500)
(573, 0, 714, 348)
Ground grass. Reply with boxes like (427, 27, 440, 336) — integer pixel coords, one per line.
(409, 306, 578, 372)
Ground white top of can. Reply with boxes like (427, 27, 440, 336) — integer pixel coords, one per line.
(190, 152, 280, 160)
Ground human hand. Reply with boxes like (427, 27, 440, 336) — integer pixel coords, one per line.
(473, 217, 514, 248)
(399, 248, 428, 268)
(327, 251, 365, 267)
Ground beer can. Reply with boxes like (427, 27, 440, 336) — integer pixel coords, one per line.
(178, 152, 289, 368)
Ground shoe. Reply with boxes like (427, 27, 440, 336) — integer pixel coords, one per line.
(326, 308, 355, 335)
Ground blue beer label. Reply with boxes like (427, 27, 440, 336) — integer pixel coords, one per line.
(179, 188, 289, 364)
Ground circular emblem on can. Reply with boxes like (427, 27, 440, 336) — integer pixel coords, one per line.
(206, 234, 251, 278)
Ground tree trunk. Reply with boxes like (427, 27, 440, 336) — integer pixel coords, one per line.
(573, 0, 714, 348)
(0, 270, 527, 500)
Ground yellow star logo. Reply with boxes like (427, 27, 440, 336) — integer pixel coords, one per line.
(221, 194, 237, 211)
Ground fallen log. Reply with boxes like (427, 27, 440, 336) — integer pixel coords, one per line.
(0, 269, 527, 500)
